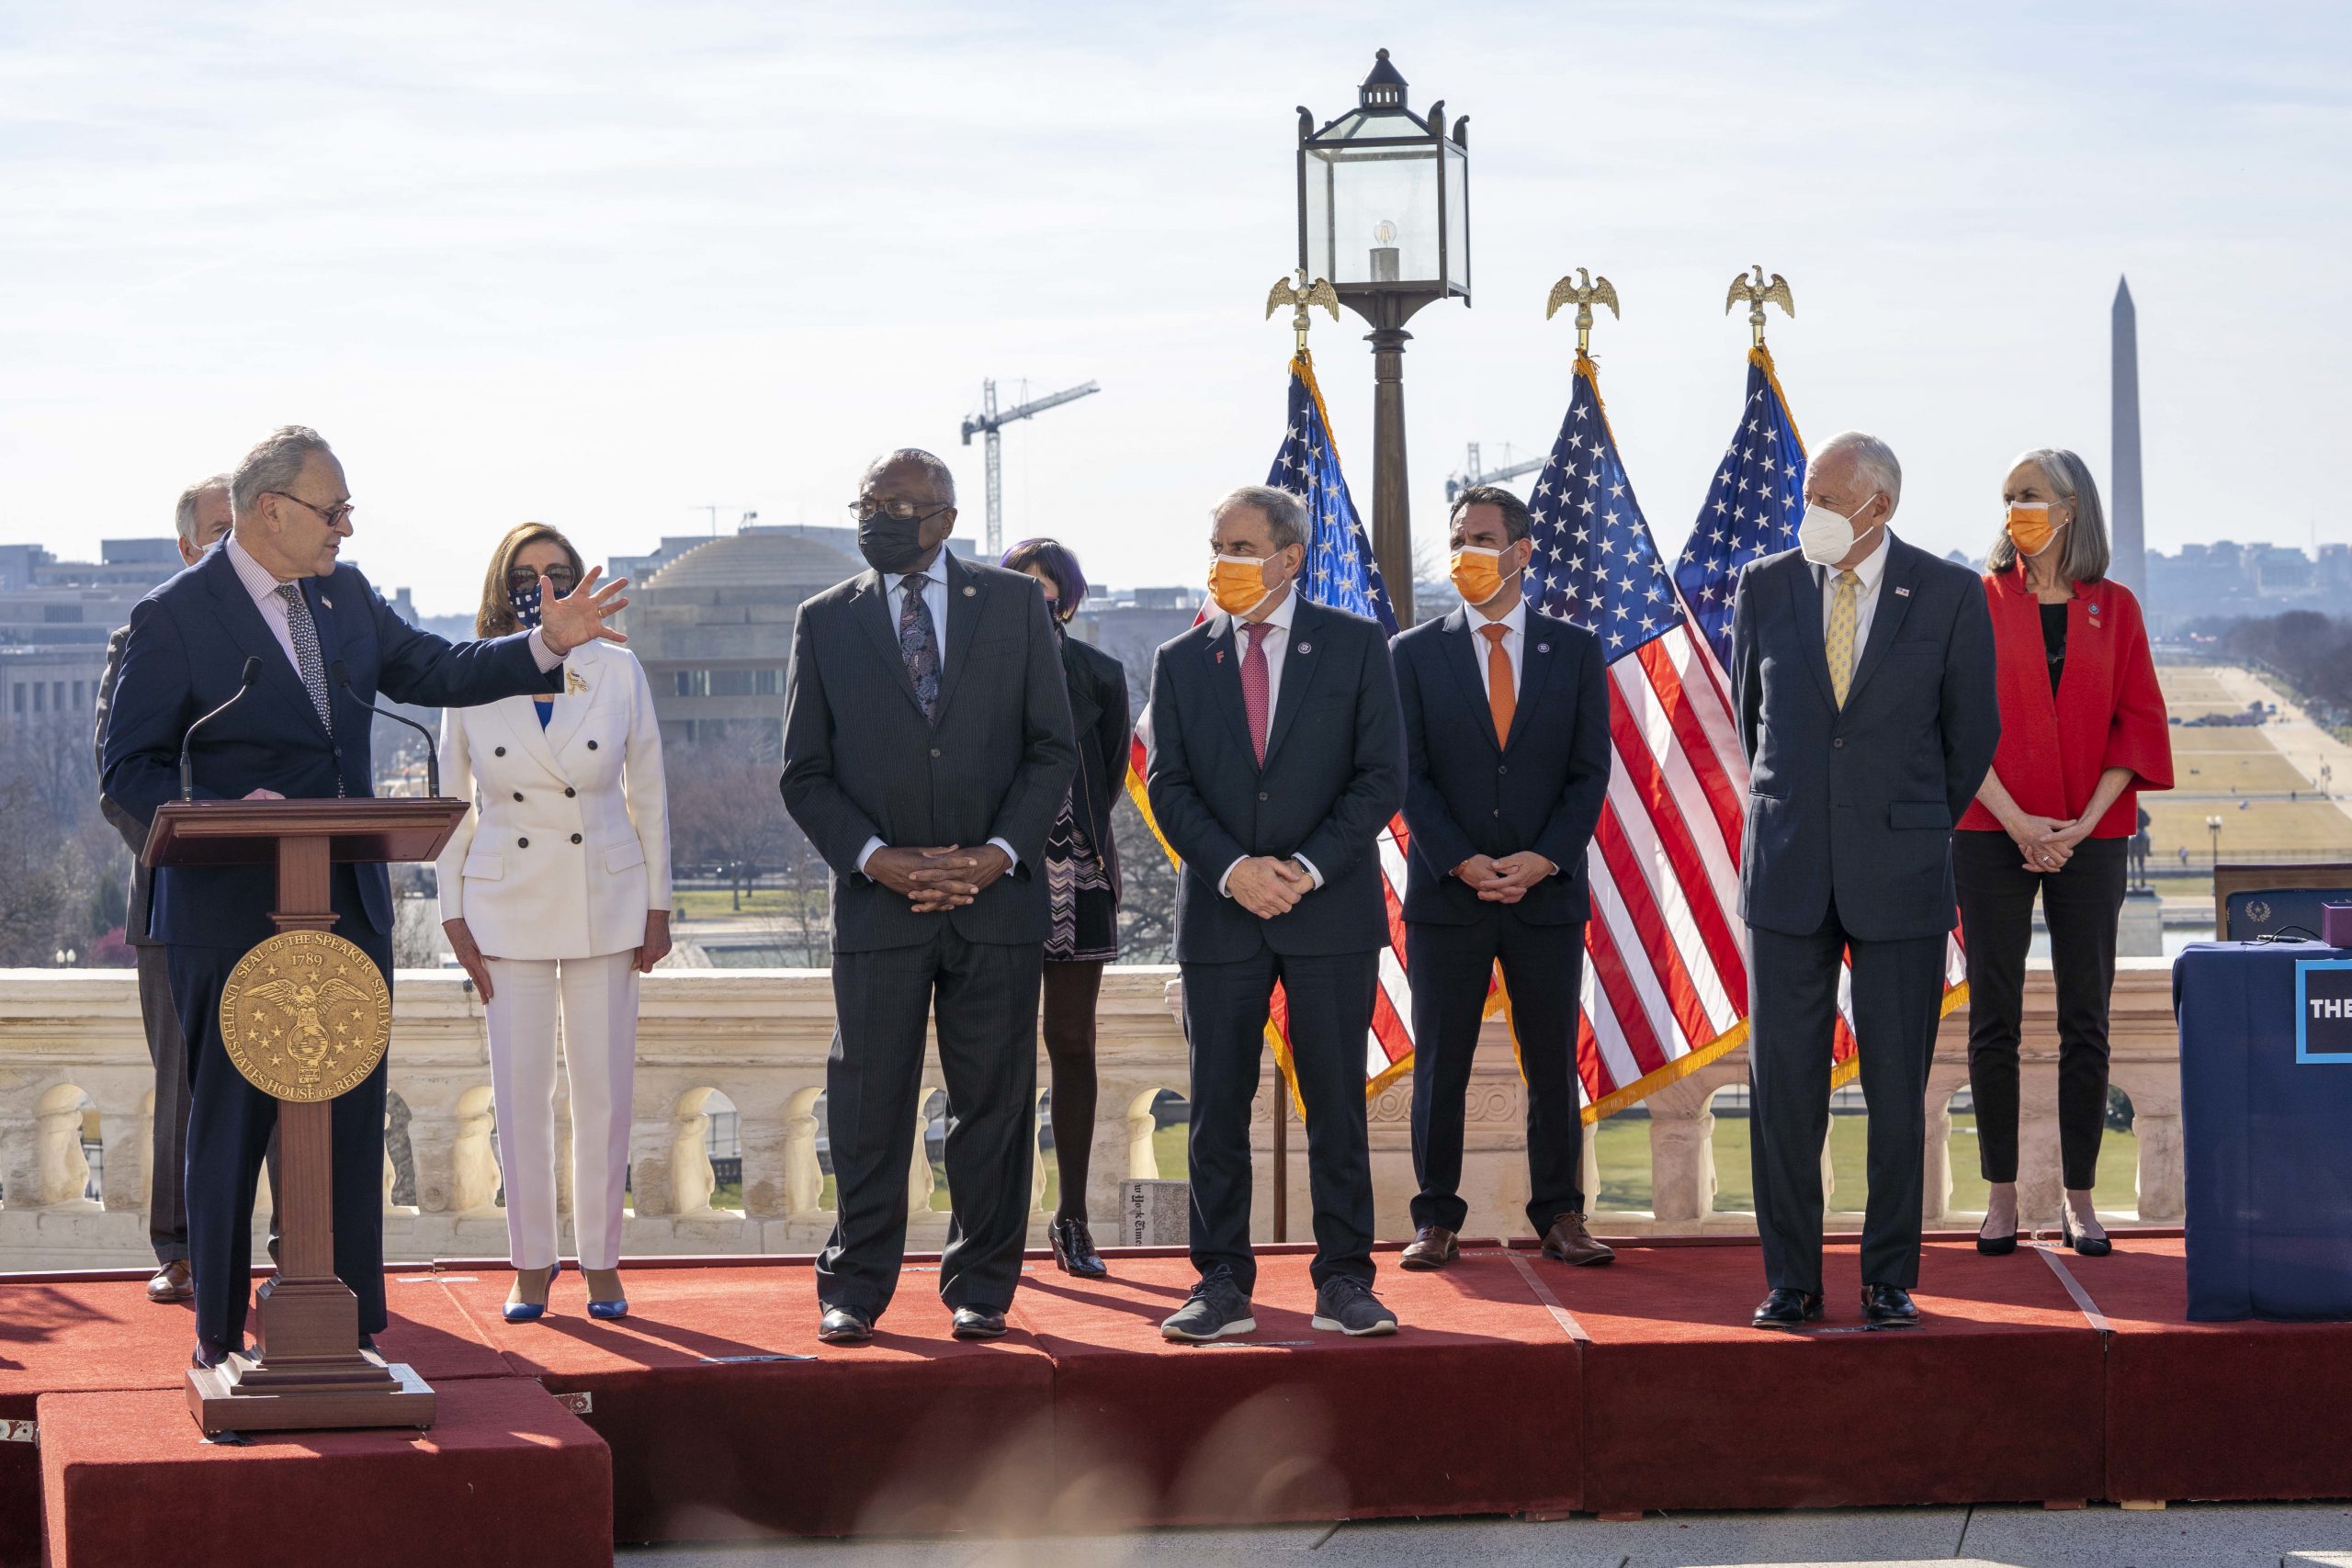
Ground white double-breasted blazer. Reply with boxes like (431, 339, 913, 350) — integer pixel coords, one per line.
(435, 639, 672, 961)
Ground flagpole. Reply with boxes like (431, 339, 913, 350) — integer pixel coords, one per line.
(1272, 1062, 1290, 1243)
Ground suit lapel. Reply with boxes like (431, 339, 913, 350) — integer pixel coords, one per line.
(852, 570, 927, 717)
(1505, 615, 1566, 752)
(1436, 607, 1499, 754)
(1788, 558, 1839, 711)
(541, 643, 593, 758)
(200, 547, 330, 741)
(1201, 615, 1253, 761)
(933, 552, 984, 721)
(1841, 540, 1920, 705)
(1261, 599, 1326, 765)
(505, 694, 569, 784)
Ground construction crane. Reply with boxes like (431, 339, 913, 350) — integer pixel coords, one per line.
(959, 378, 1101, 557)
(1442, 442, 1546, 506)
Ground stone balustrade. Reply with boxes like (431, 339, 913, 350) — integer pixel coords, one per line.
(0, 960, 2180, 1271)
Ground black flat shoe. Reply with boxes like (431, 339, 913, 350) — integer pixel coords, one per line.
(1861, 1282, 1921, 1328)
(818, 1305, 874, 1345)
(951, 1306, 1008, 1340)
(2061, 1208, 2112, 1258)
(1976, 1215, 2018, 1256)
(1049, 1216, 1108, 1280)
(1750, 1288, 1824, 1331)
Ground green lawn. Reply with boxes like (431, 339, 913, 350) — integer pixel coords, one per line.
(1592, 1111, 2142, 1215)
(702, 1123, 1189, 1215)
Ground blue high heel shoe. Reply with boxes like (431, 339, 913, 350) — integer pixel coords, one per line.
(584, 1267, 628, 1321)
(502, 1259, 562, 1324)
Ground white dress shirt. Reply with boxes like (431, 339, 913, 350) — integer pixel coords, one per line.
(1814, 525, 1893, 653)
(1469, 595, 1528, 703)
(224, 531, 562, 679)
(855, 550, 1020, 876)
(1216, 584, 1324, 898)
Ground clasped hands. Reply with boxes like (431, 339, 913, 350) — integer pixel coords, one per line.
(2007, 812, 2089, 873)
(866, 844, 1012, 913)
(1228, 855, 1312, 919)
(1454, 852, 1556, 904)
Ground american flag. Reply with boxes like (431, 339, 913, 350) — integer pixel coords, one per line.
(1123, 352, 1418, 1096)
(1523, 354, 1753, 1117)
(1665, 344, 1969, 1095)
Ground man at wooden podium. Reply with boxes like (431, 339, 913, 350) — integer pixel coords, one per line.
(100, 426, 630, 1369)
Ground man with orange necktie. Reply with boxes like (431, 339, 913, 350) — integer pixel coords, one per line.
(1390, 486, 1614, 1269)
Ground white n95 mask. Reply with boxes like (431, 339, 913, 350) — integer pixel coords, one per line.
(1797, 499, 1877, 566)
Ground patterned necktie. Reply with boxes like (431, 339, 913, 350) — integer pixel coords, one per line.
(1826, 570, 1861, 707)
(899, 574, 941, 721)
(275, 582, 334, 733)
(1480, 622, 1515, 747)
(1239, 620, 1275, 765)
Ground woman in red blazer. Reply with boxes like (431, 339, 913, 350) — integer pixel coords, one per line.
(1958, 448, 2171, 1258)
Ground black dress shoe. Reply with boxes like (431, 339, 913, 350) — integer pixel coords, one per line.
(1861, 1282, 1921, 1328)
(817, 1305, 874, 1345)
(1049, 1216, 1108, 1280)
(1750, 1288, 1825, 1331)
(2061, 1208, 2113, 1258)
(191, 1337, 246, 1370)
(1976, 1215, 2018, 1257)
(357, 1334, 379, 1354)
(951, 1306, 1007, 1340)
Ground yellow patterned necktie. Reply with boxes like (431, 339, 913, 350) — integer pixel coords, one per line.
(1826, 570, 1861, 706)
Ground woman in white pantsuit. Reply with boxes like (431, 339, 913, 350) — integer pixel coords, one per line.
(439, 523, 671, 1323)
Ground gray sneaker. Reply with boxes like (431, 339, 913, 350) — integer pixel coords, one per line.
(1311, 1276, 1398, 1337)
(1160, 1266, 1256, 1342)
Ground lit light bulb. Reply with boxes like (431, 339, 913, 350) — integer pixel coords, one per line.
(1373, 219, 1397, 246)
(1369, 218, 1401, 282)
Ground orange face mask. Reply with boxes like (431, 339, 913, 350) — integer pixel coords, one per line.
(1208, 553, 1278, 617)
(1449, 546, 1514, 607)
(2007, 502, 2065, 558)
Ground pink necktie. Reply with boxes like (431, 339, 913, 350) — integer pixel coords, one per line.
(1240, 621, 1274, 765)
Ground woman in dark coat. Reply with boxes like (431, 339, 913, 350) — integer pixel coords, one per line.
(1002, 538, 1128, 1278)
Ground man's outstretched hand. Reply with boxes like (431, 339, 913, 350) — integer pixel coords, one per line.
(537, 566, 629, 656)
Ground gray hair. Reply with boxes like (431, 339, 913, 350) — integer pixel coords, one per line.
(174, 473, 231, 547)
(1212, 484, 1308, 552)
(1985, 446, 2111, 583)
(863, 447, 956, 503)
(231, 426, 335, 520)
(1815, 429, 1903, 518)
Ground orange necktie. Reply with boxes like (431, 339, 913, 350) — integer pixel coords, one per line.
(1481, 622, 1515, 747)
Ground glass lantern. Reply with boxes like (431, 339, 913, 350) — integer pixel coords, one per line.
(1296, 49, 1469, 303)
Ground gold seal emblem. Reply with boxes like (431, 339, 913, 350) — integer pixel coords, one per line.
(219, 931, 391, 1101)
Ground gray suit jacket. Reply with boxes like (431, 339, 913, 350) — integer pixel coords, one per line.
(94, 624, 159, 945)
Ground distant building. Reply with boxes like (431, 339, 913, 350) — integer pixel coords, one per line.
(2144, 537, 2351, 635)
(0, 541, 185, 735)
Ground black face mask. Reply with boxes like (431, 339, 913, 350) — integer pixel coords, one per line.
(858, 513, 932, 576)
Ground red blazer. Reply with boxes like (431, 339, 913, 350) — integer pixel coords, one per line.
(1958, 568, 2173, 838)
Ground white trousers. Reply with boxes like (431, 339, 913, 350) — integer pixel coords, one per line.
(484, 952, 639, 1270)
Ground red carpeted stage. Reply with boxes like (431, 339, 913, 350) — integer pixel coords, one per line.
(5, 1234, 2349, 1565)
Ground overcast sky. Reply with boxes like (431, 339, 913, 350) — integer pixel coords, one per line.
(4, 1, 2346, 615)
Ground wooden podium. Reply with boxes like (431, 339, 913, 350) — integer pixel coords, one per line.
(145, 797, 468, 1435)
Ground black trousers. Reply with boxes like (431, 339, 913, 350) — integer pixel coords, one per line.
(1952, 829, 2127, 1189)
(171, 929, 391, 1349)
(1180, 945, 1378, 1294)
(1406, 912, 1587, 1235)
(135, 942, 190, 1265)
(819, 928, 1041, 1319)
(1747, 901, 1946, 1295)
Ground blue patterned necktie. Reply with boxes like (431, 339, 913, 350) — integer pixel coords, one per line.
(275, 582, 334, 734)
(899, 574, 940, 721)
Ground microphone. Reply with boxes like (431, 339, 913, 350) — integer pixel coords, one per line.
(181, 658, 262, 801)
(333, 660, 440, 798)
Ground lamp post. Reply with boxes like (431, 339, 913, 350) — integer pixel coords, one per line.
(1296, 47, 1470, 626)
(2208, 815, 2223, 870)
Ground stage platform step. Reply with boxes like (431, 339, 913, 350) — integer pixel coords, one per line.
(3, 1235, 2348, 1562)
(37, 1377, 611, 1568)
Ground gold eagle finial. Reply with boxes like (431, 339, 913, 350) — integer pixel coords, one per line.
(1724, 265, 1794, 348)
(1266, 268, 1340, 357)
(1544, 268, 1620, 355)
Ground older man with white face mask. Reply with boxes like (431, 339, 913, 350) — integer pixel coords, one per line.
(1727, 430, 2001, 1333)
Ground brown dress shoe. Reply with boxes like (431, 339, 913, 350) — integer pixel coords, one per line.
(1540, 1213, 1615, 1266)
(147, 1259, 194, 1303)
(1399, 1225, 1459, 1270)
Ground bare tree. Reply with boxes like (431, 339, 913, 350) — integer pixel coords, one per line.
(667, 728, 786, 911)
(0, 711, 124, 966)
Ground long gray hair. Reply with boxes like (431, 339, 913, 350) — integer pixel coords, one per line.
(1986, 447, 2110, 582)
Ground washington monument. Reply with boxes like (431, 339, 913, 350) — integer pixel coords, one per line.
(2110, 276, 2147, 598)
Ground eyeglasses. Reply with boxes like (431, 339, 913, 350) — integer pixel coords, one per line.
(850, 496, 952, 524)
(506, 566, 580, 591)
(266, 491, 356, 528)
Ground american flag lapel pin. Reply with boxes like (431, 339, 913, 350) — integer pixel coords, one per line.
(1537, 642, 1550, 653)
(1215, 649, 1225, 664)
(320, 595, 332, 609)
(1894, 586, 1911, 598)
(1295, 642, 1311, 655)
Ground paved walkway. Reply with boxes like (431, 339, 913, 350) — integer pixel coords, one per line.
(2218, 665, 2352, 829)
(621, 1504, 2352, 1568)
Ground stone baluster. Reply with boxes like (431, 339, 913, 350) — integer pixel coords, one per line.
(905, 1101, 933, 1217)
(91, 1078, 153, 1217)
(1645, 1076, 1718, 1225)
(1086, 1077, 1171, 1226)
(669, 1093, 716, 1215)
(781, 1085, 826, 1218)
(731, 1083, 796, 1221)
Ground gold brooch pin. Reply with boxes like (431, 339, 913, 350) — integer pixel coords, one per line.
(566, 669, 589, 694)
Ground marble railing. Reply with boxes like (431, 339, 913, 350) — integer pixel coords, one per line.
(0, 961, 2178, 1270)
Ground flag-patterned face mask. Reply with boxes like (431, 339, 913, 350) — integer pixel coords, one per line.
(507, 581, 544, 628)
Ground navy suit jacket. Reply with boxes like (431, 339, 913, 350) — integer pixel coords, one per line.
(99, 539, 561, 953)
(779, 552, 1076, 953)
(1394, 604, 1611, 926)
(1144, 597, 1405, 963)
(1729, 536, 2000, 942)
